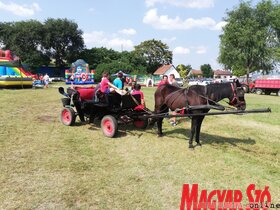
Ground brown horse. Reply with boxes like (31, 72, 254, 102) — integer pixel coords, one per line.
(154, 80, 246, 148)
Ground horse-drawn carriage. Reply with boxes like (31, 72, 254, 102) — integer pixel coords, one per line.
(59, 86, 149, 137)
(59, 80, 270, 148)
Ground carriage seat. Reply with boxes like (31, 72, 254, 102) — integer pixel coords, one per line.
(121, 94, 141, 109)
(75, 87, 95, 101)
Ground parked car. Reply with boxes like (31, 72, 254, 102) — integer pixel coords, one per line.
(49, 77, 65, 82)
(175, 78, 184, 87)
(188, 79, 213, 86)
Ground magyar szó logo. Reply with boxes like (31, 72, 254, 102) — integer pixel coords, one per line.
(180, 184, 279, 210)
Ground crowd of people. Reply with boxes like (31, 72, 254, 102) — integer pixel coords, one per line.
(98, 72, 181, 126)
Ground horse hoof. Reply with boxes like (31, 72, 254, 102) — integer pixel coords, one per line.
(189, 145, 194, 150)
(196, 142, 202, 147)
(157, 133, 163, 137)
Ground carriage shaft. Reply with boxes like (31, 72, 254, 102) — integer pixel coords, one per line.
(140, 108, 271, 119)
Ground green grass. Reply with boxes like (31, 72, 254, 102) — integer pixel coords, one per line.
(0, 86, 279, 209)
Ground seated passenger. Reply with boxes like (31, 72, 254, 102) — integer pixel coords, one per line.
(113, 72, 123, 89)
(130, 82, 137, 94)
(132, 84, 145, 110)
(100, 72, 115, 94)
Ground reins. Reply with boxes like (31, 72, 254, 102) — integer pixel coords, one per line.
(128, 93, 153, 115)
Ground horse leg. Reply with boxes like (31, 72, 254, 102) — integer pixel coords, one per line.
(157, 117, 164, 137)
(195, 116, 205, 146)
(189, 117, 197, 148)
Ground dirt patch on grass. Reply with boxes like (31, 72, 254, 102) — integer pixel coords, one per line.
(37, 115, 58, 122)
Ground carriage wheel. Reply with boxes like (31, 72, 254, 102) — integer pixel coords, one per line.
(61, 107, 76, 126)
(133, 119, 148, 129)
(101, 115, 118, 138)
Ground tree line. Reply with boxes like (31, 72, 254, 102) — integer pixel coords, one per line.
(0, 18, 172, 80)
(0, 0, 279, 81)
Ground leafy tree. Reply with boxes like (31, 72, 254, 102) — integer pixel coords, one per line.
(271, 3, 280, 61)
(79, 47, 121, 68)
(43, 18, 84, 68)
(95, 60, 134, 82)
(133, 39, 172, 73)
(176, 64, 192, 78)
(0, 21, 49, 70)
(200, 64, 213, 78)
(218, 0, 278, 82)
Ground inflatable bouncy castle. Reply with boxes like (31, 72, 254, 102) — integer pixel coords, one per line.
(0, 50, 33, 88)
(65, 59, 94, 85)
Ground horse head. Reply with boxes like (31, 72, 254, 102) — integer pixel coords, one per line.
(228, 79, 246, 110)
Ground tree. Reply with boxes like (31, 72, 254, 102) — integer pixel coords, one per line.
(95, 60, 134, 82)
(218, 0, 278, 82)
(79, 47, 121, 68)
(271, 3, 280, 62)
(43, 18, 84, 68)
(200, 64, 213, 78)
(0, 21, 49, 70)
(176, 64, 192, 78)
(133, 39, 172, 73)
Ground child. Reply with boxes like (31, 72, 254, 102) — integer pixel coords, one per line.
(100, 72, 114, 94)
(132, 84, 145, 110)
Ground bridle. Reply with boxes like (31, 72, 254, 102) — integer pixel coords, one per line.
(229, 82, 245, 107)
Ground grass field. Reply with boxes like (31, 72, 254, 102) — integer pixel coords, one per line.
(0, 85, 279, 209)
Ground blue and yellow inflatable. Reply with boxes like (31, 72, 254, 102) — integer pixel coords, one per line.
(65, 59, 94, 85)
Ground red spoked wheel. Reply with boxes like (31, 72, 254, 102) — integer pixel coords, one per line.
(101, 115, 118, 138)
(133, 119, 148, 129)
(61, 107, 76, 126)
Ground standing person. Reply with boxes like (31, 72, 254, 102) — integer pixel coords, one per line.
(157, 75, 169, 88)
(132, 84, 145, 110)
(113, 72, 123, 89)
(100, 72, 114, 94)
(169, 74, 180, 87)
(169, 74, 180, 126)
(43, 73, 50, 88)
(130, 82, 137, 94)
(39, 74, 44, 85)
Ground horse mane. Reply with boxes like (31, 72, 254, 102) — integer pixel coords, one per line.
(205, 82, 229, 92)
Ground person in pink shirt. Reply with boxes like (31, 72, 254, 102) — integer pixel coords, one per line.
(100, 72, 114, 94)
(157, 75, 169, 88)
(132, 84, 145, 110)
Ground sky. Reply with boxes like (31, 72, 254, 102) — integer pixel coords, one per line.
(0, 0, 263, 70)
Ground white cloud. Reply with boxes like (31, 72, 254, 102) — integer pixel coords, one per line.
(195, 46, 207, 54)
(119, 28, 137, 35)
(212, 21, 227, 31)
(143, 9, 225, 30)
(83, 31, 134, 51)
(162, 36, 177, 43)
(145, 0, 214, 9)
(0, 1, 41, 17)
(107, 38, 134, 49)
(173, 46, 190, 55)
